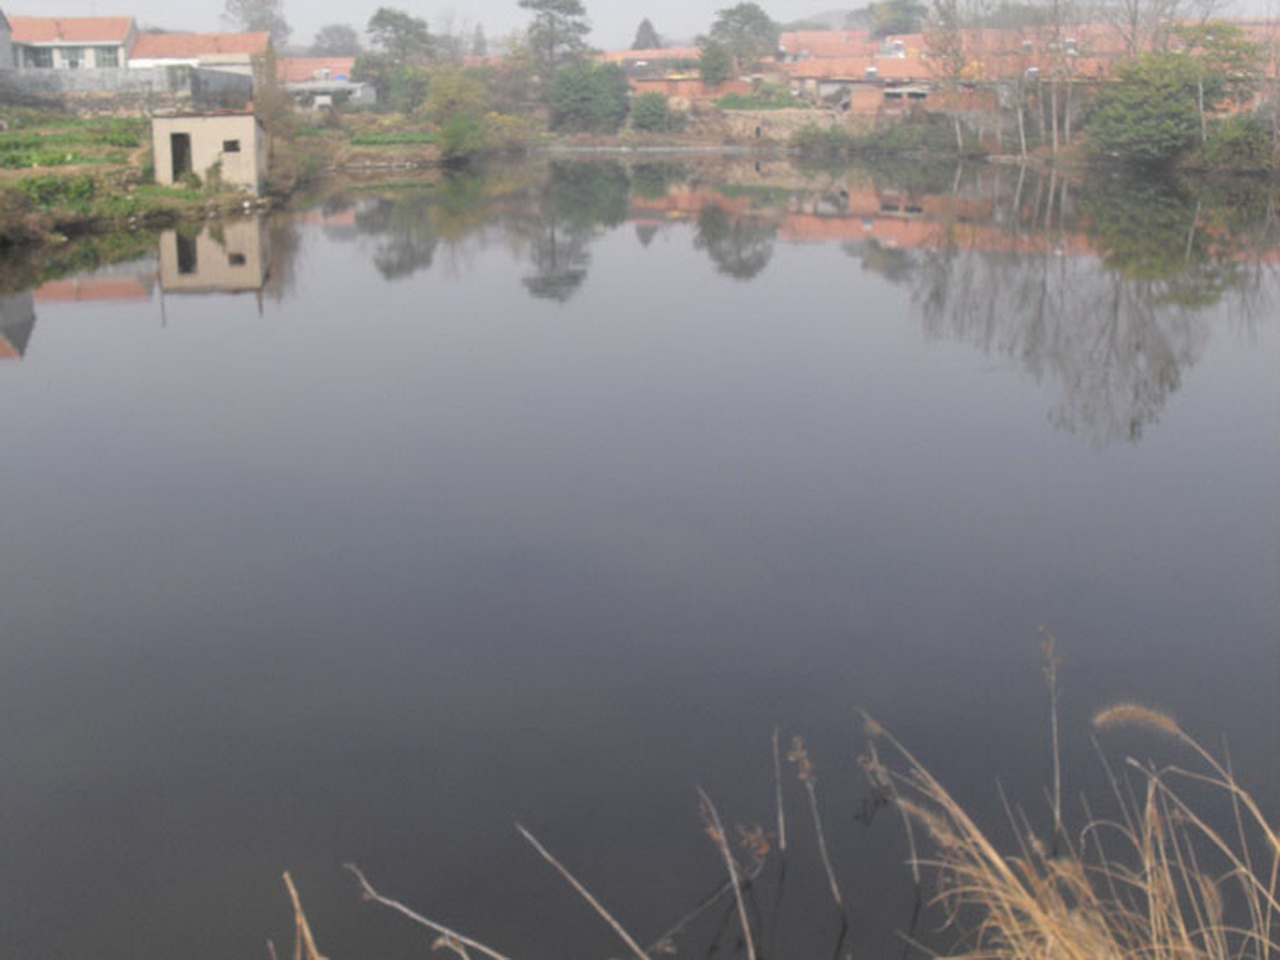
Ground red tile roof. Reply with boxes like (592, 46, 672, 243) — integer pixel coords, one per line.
(277, 57, 356, 82)
(130, 32, 270, 59)
(10, 15, 134, 45)
(600, 46, 702, 63)
(781, 56, 925, 81)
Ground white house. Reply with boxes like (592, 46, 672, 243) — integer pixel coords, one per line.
(0, 11, 13, 70)
(9, 15, 137, 69)
(128, 32, 270, 77)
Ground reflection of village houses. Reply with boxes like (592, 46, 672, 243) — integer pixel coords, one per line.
(628, 176, 1096, 258)
(620, 163, 1259, 445)
(0, 218, 283, 361)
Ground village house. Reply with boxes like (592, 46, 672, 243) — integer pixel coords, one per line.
(8, 14, 137, 69)
(276, 56, 377, 109)
(151, 112, 267, 194)
(0, 11, 13, 70)
(127, 32, 270, 77)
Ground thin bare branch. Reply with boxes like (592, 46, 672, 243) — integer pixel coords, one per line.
(344, 863, 511, 960)
(772, 727, 788, 855)
(515, 823, 652, 960)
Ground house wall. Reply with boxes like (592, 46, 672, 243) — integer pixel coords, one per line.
(18, 38, 133, 69)
(718, 107, 845, 142)
(0, 19, 13, 70)
(151, 114, 266, 194)
(0, 66, 252, 114)
(129, 52, 256, 76)
(631, 77, 754, 102)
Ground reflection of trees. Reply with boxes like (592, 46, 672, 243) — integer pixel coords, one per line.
(518, 161, 631, 302)
(845, 169, 1274, 445)
(263, 215, 301, 301)
(355, 194, 440, 280)
(694, 204, 777, 280)
(631, 161, 687, 201)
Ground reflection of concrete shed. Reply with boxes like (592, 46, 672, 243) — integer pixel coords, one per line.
(159, 219, 269, 294)
(151, 113, 267, 194)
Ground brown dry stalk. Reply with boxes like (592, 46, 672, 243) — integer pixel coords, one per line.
(697, 787, 759, 960)
(283, 871, 327, 960)
(787, 736, 844, 909)
(867, 709, 1279, 960)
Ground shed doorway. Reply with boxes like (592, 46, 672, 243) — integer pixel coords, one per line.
(171, 133, 192, 181)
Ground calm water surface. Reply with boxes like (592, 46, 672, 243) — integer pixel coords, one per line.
(1, 159, 1277, 959)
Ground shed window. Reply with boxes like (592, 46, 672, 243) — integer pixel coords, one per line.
(223, 139, 241, 153)
(96, 47, 119, 68)
(26, 48, 54, 68)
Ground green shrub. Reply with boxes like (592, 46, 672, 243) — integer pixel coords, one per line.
(18, 173, 97, 211)
(791, 123, 860, 155)
(549, 62, 631, 134)
(1087, 53, 1204, 167)
(1203, 113, 1275, 170)
(865, 112, 970, 154)
(350, 131, 436, 145)
(631, 92, 684, 133)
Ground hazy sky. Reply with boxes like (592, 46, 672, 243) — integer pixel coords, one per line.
(12, 0, 1260, 51)
(9, 0, 853, 51)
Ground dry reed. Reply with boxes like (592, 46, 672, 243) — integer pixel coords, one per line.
(862, 705, 1279, 960)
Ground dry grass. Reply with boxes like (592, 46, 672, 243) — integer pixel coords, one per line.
(861, 706, 1279, 960)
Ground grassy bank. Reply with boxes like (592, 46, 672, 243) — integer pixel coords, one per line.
(0, 111, 274, 249)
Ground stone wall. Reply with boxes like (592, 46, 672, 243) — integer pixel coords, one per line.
(0, 67, 252, 115)
(716, 107, 846, 143)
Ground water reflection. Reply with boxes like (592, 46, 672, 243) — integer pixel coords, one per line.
(159, 219, 270, 294)
(319, 158, 1275, 444)
(13, 160, 1277, 446)
(0, 291, 35, 359)
(0, 218, 293, 355)
(694, 204, 777, 280)
(2, 155, 1276, 960)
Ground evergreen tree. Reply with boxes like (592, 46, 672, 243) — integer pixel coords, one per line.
(705, 2, 779, 68)
(367, 7, 432, 62)
(519, 0, 591, 80)
(632, 17, 662, 49)
(699, 41, 734, 85)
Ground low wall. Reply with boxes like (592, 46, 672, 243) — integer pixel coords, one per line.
(0, 67, 252, 115)
(717, 107, 845, 143)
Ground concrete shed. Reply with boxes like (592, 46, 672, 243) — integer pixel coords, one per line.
(151, 113, 267, 195)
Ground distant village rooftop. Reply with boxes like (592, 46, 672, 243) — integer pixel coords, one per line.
(130, 32, 270, 60)
(9, 15, 134, 45)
